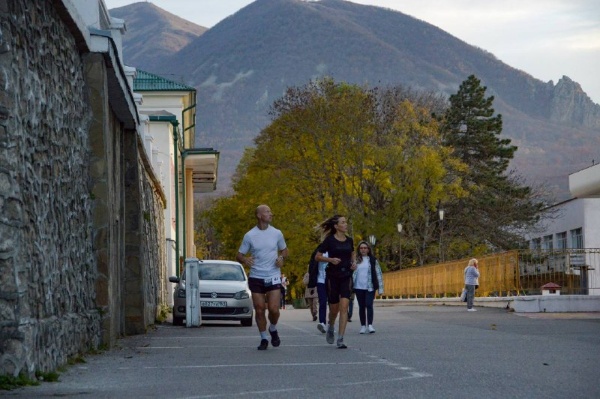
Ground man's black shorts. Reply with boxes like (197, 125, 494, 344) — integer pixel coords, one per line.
(248, 277, 282, 294)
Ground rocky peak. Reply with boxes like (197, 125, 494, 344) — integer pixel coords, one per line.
(550, 76, 600, 129)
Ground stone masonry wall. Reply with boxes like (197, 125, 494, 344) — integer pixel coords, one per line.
(122, 130, 166, 335)
(0, 0, 101, 376)
(0, 0, 167, 377)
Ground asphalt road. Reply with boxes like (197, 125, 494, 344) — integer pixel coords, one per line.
(6, 305, 600, 399)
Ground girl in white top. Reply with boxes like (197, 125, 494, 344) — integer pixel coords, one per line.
(352, 241, 384, 334)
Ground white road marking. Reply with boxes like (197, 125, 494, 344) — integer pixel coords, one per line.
(179, 387, 306, 398)
(118, 361, 385, 370)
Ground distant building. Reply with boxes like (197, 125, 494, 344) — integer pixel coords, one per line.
(526, 163, 600, 294)
(133, 70, 219, 304)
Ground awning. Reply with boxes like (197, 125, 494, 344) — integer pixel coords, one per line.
(183, 148, 219, 193)
(569, 163, 600, 198)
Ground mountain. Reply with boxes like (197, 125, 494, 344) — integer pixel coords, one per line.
(112, 0, 600, 199)
(109, 2, 207, 70)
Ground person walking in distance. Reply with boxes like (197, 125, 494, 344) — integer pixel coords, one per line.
(353, 241, 384, 334)
(315, 215, 356, 349)
(280, 273, 289, 309)
(302, 270, 318, 321)
(347, 291, 355, 323)
(464, 258, 480, 311)
(236, 205, 288, 350)
(308, 246, 329, 333)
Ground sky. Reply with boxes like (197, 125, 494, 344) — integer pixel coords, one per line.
(104, 0, 600, 104)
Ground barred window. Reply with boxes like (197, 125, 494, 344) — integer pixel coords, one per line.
(570, 228, 583, 249)
(542, 235, 553, 250)
(556, 232, 567, 249)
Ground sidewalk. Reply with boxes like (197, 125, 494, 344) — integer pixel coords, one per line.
(376, 294, 600, 313)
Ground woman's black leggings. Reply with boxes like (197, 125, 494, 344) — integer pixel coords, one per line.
(354, 289, 375, 325)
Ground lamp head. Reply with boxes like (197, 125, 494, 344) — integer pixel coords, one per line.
(368, 235, 376, 246)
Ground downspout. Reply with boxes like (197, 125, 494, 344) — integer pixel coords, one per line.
(182, 150, 187, 259)
(181, 100, 196, 259)
(173, 121, 181, 277)
(150, 115, 181, 277)
(182, 102, 196, 147)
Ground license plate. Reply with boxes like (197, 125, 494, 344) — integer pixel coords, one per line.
(200, 301, 227, 308)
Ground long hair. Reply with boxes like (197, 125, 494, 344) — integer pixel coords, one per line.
(319, 214, 344, 239)
(356, 241, 373, 264)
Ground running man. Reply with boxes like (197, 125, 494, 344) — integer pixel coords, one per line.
(237, 205, 288, 350)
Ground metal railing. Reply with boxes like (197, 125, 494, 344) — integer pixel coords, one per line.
(382, 249, 600, 298)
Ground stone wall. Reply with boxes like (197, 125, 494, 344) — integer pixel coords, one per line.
(0, 0, 167, 377)
(0, 0, 100, 376)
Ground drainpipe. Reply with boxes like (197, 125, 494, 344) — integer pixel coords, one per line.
(182, 102, 196, 147)
(148, 115, 181, 277)
(182, 150, 187, 259)
(181, 100, 196, 260)
(173, 121, 181, 276)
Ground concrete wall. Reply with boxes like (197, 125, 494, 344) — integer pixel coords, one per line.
(0, 0, 167, 377)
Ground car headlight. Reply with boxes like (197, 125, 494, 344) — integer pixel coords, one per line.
(234, 290, 250, 300)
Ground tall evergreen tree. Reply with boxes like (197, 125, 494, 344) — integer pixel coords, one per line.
(441, 75, 546, 253)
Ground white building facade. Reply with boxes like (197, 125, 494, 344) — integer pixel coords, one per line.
(527, 164, 600, 295)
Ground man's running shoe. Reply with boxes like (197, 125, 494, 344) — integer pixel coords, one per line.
(326, 326, 335, 344)
(337, 338, 347, 349)
(269, 329, 281, 347)
(257, 339, 268, 350)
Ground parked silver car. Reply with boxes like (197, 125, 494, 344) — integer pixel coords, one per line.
(169, 260, 253, 327)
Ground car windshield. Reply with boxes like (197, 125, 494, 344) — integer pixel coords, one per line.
(181, 263, 246, 281)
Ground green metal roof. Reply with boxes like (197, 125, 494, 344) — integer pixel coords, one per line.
(133, 70, 196, 92)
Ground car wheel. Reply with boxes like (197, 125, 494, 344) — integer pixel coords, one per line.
(241, 317, 253, 327)
(172, 307, 184, 326)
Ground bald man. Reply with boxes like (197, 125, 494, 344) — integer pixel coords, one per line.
(237, 205, 288, 350)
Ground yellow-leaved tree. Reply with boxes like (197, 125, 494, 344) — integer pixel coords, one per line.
(206, 78, 466, 297)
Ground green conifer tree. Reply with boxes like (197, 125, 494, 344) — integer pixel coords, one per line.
(442, 75, 545, 253)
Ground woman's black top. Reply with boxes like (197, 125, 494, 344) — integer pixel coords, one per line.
(317, 235, 354, 278)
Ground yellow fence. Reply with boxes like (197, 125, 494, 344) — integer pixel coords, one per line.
(383, 249, 600, 298)
(383, 251, 521, 298)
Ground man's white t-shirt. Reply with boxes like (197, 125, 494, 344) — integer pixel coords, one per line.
(238, 225, 287, 280)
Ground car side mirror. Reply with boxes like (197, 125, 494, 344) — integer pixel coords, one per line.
(168, 276, 180, 283)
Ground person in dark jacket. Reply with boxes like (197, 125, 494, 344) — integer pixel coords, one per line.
(308, 246, 329, 332)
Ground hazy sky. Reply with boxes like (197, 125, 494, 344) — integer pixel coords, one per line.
(104, 0, 600, 104)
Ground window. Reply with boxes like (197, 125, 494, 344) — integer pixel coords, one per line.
(542, 235, 553, 250)
(570, 228, 583, 249)
(531, 238, 541, 250)
(556, 232, 567, 250)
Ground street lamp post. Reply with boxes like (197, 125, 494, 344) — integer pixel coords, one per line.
(438, 207, 445, 262)
(368, 234, 376, 258)
(397, 222, 403, 268)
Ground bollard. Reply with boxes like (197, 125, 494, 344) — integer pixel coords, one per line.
(185, 257, 202, 327)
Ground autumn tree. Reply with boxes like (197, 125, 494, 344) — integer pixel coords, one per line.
(208, 78, 466, 284)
